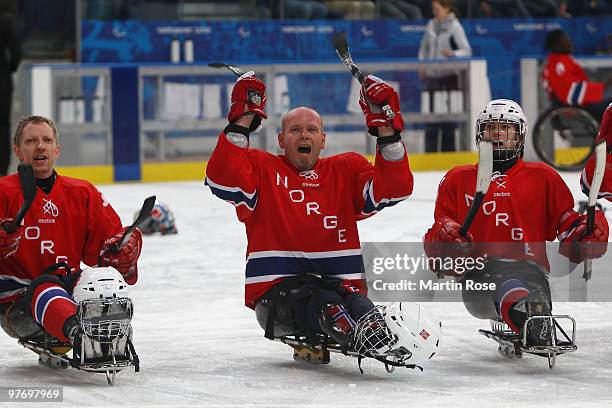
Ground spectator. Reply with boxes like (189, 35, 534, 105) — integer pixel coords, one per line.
(475, 0, 502, 17)
(418, 0, 471, 152)
(324, 0, 376, 19)
(380, 0, 424, 18)
(282, 0, 328, 19)
(556, 0, 572, 17)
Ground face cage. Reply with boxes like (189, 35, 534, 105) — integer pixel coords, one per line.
(476, 118, 525, 161)
(353, 305, 399, 356)
(77, 298, 133, 344)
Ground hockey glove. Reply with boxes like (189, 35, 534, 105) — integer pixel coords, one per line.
(424, 216, 473, 273)
(228, 71, 267, 129)
(359, 75, 404, 136)
(0, 219, 21, 258)
(559, 211, 609, 263)
(99, 227, 143, 284)
(594, 102, 612, 153)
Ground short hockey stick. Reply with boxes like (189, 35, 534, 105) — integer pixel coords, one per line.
(459, 140, 493, 237)
(209, 62, 263, 106)
(208, 62, 243, 77)
(582, 140, 606, 281)
(2, 164, 37, 234)
(332, 31, 394, 121)
(106, 195, 156, 253)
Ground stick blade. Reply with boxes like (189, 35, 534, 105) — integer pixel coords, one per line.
(14, 164, 37, 225)
(475, 140, 493, 194)
(115, 195, 157, 250)
(588, 140, 607, 205)
(208, 62, 226, 68)
(332, 31, 349, 57)
(18, 164, 37, 204)
(132, 195, 157, 231)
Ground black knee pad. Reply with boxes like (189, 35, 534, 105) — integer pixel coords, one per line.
(462, 259, 552, 321)
(255, 298, 299, 337)
(461, 266, 499, 320)
(0, 298, 44, 341)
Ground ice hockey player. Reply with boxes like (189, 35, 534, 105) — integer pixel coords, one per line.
(136, 200, 178, 235)
(205, 71, 414, 358)
(581, 103, 612, 202)
(424, 99, 609, 347)
(0, 115, 142, 368)
(542, 29, 611, 121)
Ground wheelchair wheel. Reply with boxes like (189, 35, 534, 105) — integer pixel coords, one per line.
(532, 106, 599, 171)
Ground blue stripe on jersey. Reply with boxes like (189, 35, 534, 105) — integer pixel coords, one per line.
(205, 178, 258, 210)
(245, 254, 365, 279)
(362, 180, 403, 215)
(35, 288, 72, 323)
(570, 82, 583, 105)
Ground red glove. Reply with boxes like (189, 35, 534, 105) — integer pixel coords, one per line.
(424, 217, 473, 259)
(0, 219, 21, 258)
(559, 211, 609, 263)
(359, 75, 404, 134)
(99, 227, 143, 284)
(430, 217, 473, 244)
(595, 103, 612, 152)
(228, 71, 267, 124)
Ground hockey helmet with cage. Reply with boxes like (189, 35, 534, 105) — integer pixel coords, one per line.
(476, 99, 527, 162)
(382, 302, 442, 365)
(353, 302, 442, 366)
(72, 267, 132, 343)
(136, 201, 178, 235)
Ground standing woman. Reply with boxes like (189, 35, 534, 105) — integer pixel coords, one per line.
(418, 0, 471, 152)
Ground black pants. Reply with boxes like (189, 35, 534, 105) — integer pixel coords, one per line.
(424, 75, 459, 152)
(254, 274, 374, 339)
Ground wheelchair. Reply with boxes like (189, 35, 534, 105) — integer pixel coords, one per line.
(532, 101, 600, 171)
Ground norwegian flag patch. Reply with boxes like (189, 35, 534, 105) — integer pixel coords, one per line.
(419, 329, 430, 340)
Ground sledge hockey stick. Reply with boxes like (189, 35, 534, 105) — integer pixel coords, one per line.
(582, 140, 607, 281)
(105, 195, 156, 253)
(332, 31, 394, 121)
(459, 140, 493, 237)
(2, 164, 37, 234)
(208, 62, 244, 77)
(209, 62, 263, 106)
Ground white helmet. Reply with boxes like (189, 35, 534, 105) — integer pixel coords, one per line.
(382, 302, 442, 365)
(73, 267, 132, 343)
(475, 99, 527, 161)
(73, 266, 129, 303)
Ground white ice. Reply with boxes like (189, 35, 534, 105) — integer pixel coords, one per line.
(1, 171, 611, 408)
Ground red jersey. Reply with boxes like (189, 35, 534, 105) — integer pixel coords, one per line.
(0, 173, 123, 303)
(542, 53, 604, 106)
(205, 132, 414, 308)
(581, 153, 612, 202)
(424, 159, 576, 270)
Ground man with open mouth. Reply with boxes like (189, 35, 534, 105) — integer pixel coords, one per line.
(0, 115, 144, 370)
(205, 71, 416, 359)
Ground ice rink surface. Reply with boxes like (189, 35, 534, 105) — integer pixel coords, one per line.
(1, 170, 611, 407)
